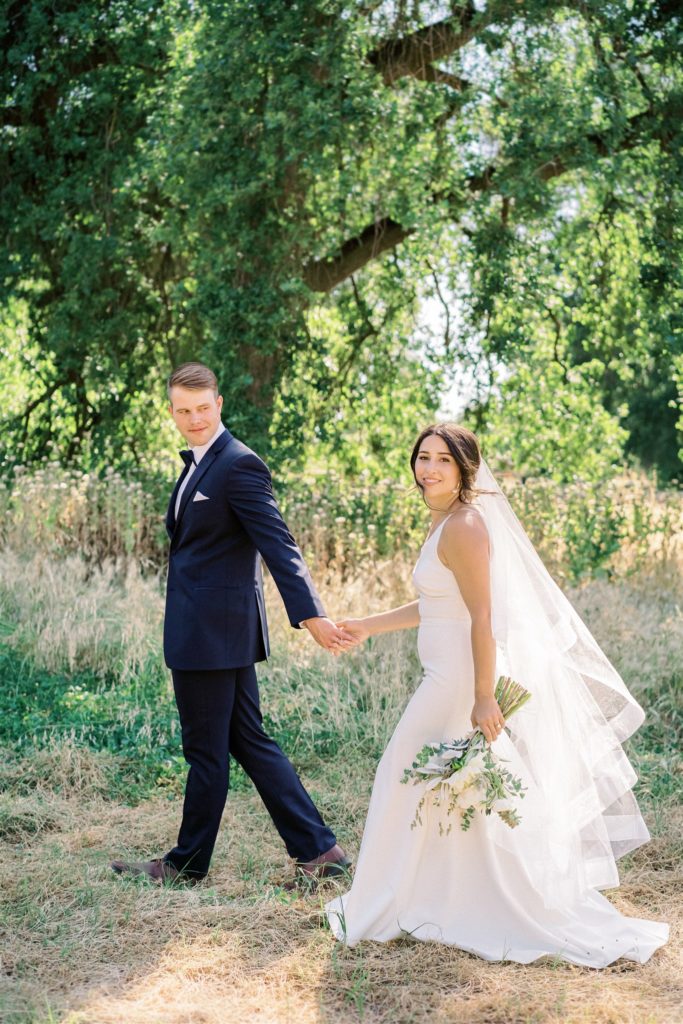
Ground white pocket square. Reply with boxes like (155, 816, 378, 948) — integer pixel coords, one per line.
(193, 491, 210, 502)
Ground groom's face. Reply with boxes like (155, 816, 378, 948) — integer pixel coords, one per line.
(169, 386, 223, 447)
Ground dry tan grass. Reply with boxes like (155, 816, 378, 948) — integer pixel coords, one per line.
(566, 563, 683, 697)
(1, 542, 679, 698)
(0, 550, 165, 681)
(0, 777, 680, 1024)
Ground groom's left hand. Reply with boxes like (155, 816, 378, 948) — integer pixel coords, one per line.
(301, 616, 356, 655)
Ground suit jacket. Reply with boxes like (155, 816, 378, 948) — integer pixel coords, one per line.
(163, 427, 326, 671)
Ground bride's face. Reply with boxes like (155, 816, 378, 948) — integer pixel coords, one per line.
(414, 434, 461, 506)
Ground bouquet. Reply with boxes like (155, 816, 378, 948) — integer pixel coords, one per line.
(401, 676, 531, 833)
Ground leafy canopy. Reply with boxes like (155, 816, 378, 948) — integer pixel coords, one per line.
(1, 0, 681, 480)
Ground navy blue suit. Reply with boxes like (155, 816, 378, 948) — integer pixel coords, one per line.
(164, 428, 325, 670)
(163, 427, 335, 877)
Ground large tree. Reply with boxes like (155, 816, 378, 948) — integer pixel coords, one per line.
(1, 0, 681, 473)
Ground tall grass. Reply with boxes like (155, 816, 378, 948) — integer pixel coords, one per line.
(0, 539, 681, 803)
(0, 549, 164, 680)
(0, 549, 420, 794)
(0, 463, 169, 568)
(1, 462, 681, 581)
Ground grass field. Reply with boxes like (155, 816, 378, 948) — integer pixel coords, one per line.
(0, 553, 681, 1024)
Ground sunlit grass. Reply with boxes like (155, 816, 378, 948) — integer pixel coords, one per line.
(0, 543, 681, 1022)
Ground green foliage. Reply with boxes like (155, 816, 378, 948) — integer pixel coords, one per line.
(0, 644, 178, 797)
(1, 1, 681, 476)
(479, 347, 629, 483)
(0, 1, 179, 469)
(453, 144, 683, 482)
(272, 254, 444, 476)
(626, 674, 683, 803)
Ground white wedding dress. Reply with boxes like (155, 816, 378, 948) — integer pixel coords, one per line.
(326, 514, 668, 965)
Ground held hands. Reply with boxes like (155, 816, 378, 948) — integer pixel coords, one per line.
(336, 618, 371, 644)
(301, 616, 358, 656)
(470, 694, 506, 744)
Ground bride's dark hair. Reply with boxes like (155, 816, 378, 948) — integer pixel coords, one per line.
(410, 423, 482, 504)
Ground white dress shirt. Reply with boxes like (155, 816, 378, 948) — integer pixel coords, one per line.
(175, 422, 226, 519)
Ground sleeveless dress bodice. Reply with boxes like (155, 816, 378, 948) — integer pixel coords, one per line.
(411, 517, 477, 726)
(413, 519, 471, 621)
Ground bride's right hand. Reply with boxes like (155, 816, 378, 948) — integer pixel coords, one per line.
(470, 695, 506, 744)
(336, 618, 371, 645)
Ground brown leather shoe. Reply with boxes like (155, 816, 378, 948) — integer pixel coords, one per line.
(110, 857, 181, 884)
(295, 843, 352, 882)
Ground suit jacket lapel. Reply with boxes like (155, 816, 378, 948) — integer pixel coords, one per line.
(173, 428, 232, 531)
(166, 465, 190, 537)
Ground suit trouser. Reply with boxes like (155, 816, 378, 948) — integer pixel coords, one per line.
(164, 665, 336, 877)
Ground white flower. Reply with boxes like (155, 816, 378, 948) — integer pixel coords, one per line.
(457, 782, 487, 809)
(466, 750, 487, 771)
(443, 772, 467, 796)
(449, 755, 485, 790)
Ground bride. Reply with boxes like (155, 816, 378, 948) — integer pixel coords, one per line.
(326, 423, 668, 966)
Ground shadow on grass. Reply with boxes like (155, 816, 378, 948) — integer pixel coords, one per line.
(0, 779, 680, 1024)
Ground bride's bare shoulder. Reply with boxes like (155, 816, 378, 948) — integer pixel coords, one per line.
(439, 506, 489, 552)
(445, 506, 486, 534)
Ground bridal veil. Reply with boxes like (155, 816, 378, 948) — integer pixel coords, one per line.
(475, 459, 651, 906)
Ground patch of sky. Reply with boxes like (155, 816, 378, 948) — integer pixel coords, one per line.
(415, 269, 506, 419)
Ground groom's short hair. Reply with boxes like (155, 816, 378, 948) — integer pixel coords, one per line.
(167, 362, 218, 397)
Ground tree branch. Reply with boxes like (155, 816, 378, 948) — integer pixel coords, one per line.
(302, 107, 675, 293)
(302, 218, 410, 292)
(420, 66, 470, 91)
(367, 7, 484, 86)
(20, 376, 71, 444)
(0, 107, 23, 127)
(426, 256, 453, 354)
(532, 108, 660, 181)
(367, 0, 574, 87)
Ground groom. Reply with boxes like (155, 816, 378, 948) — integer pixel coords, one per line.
(112, 361, 352, 884)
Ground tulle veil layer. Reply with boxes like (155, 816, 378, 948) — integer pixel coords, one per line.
(475, 460, 650, 905)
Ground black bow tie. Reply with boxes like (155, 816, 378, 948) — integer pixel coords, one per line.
(179, 449, 196, 468)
